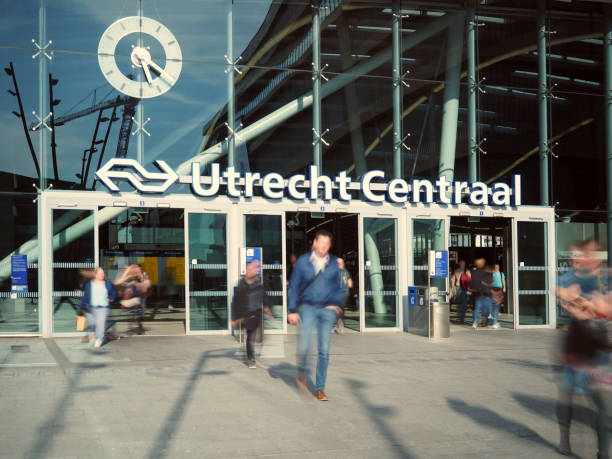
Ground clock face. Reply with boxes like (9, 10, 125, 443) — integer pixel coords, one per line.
(98, 16, 182, 99)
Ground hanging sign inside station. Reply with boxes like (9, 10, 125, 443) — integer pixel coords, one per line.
(428, 250, 448, 279)
(95, 158, 522, 207)
(240, 247, 262, 277)
(11, 254, 28, 294)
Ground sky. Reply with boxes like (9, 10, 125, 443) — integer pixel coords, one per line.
(0, 0, 273, 183)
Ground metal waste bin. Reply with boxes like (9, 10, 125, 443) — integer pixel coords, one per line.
(432, 302, 450, 339)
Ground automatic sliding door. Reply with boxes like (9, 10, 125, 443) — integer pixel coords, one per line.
(244, 214, 285, 330)
(187, 213, 228, 332)
(363, 217, 398, 329)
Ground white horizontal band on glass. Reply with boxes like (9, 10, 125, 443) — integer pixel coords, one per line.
(52, 291, 84, 297)
(28, 264, 38, 269)
(414, 265, 429, 271)
(517, 266, 548, 271)
(52, 263, 96, 269)
(190, 291, 228, 297)
(266, 291, 283, 296)
(364, 291, 398, 296)
(365, 265, 396, 270)
(0, 292, 39, 298)
(190, 264, 227, 270)
(518, 290, 548, 295)
(262, 264, 283, 270)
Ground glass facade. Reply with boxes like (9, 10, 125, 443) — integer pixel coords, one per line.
(0, 1, 608, 334)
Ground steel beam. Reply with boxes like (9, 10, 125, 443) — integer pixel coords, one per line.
(606, 7, 612, 265)
(537, 0, 550, 206)
(392, 0, 402, 179)
(467, 8, 477, 182)
(312, 2, 322, 172)
(227, 0, 235, 167)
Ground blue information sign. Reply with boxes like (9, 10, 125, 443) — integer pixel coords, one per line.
(240, 247, 262, 276)
(428, 250, 448, 279)
(11, 254, 28, 293)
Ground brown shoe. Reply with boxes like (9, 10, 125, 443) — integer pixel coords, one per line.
(316, 390, 328, 401)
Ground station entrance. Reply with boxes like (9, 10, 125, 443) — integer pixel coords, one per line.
(37, 190, 556, 337)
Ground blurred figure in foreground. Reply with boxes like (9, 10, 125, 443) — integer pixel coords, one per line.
(557, 239, 611, 458)
(334, 257, 353, 334)
(470, 258, 494, 329)
(115, 264, 150, 335)
(451, 260, 471, 324)
(231, 260, 274, 369)
(288, 229, 344, 401)
(79, 267, 117, 348)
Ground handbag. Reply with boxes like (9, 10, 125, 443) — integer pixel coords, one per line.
(76, 314, 87, 331)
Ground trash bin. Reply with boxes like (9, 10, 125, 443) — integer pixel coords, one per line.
(432, 302, 450, 339)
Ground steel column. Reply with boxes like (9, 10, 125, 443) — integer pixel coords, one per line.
(438, 13, 465, 182)
(537, 0, 550, 206)
(392, 0, 402, 179)
(606, 7, 612, 265)
(467, 8, 478, 182)
(37, 0, 47, 334)
(227, 0, 235, 167)
(136, 1, 144, 164)
(312, 2, 322, 172)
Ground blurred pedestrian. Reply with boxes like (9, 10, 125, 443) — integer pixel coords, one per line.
(470, 258, 493, 329)
(288, 229, 345, 401)
(334, 257, 353, 334)
(556, 239, 611, 458)
(489, 263, 506, 328)
(115, 264, 151, 335)
(79, 267, 117, 348)
(451, 260, 471, 324)
(231, 260, 275, 369)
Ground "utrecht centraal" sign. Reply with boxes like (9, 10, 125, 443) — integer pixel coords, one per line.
(95, 158, 522, 206)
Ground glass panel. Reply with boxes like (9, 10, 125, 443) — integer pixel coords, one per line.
(188, 213, 227, 331)
(244, 215, 284, 329)
(517, 221, 549, 325)
(364, 217, 397, 328)
(52, 209, 95, 333)
(412, 219, 445, 293)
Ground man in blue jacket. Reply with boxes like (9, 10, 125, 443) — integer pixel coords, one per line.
(288, 229, 345, 401)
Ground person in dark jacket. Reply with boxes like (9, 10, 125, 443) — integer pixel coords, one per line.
(79, 267, 118, 348)
(469, 258, 493, 329)
(231, 260, 274, 369)
(288, 229, 345, 401)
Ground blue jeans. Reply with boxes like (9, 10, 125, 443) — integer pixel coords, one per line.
(86, 306, 109, 342)
(456, 287, 468, 321)
(297, 304, 338, 391)
(473, 295, 491, 325)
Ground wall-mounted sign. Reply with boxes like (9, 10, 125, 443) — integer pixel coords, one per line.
(95, 158, 522, 207)
(11, 254, 28, 293)
(240, 247, 262, 277)
(428, 250, 448, 279)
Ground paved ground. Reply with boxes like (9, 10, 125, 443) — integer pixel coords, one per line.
(0, 325, 603, 459)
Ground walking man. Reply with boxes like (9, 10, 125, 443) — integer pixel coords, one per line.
(288, 229, 345, 401)
(470, 257, 493, 329)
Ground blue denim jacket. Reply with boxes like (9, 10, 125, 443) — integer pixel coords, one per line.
(288, 252, 345, 313)
(79, 280, 117, 311)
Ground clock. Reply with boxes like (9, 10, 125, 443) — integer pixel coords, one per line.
(98, 16, 182, 99)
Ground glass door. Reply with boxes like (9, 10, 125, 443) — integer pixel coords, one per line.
(244, 214, 286, 332)
(515, 220, 550, 326)
(362, 217, 398, 329)
(412, 218, 447, 295)
(186, 212, 228, 333)
(51, 207, 97, 333)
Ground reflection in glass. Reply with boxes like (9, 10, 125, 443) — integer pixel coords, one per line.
(244, 215, 284, 329)
(412, 219, 446, 293)
(52, 209, 96, 333)
(517, 221, 548, 325)
(188, 213, 228, 331)
(364, 218, 397, 328)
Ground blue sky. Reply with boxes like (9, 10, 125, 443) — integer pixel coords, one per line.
(0, 0, 272, 183)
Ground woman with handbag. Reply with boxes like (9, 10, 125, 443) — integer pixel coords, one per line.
(79, 267, 118, 348)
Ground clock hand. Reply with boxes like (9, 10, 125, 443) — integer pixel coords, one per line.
(147, 59, 175, 85)
(140, 58, 154, 85)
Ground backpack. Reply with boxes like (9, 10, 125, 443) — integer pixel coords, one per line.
(460, 272, 471, 290)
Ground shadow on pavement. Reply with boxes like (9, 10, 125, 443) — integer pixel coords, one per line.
(344, 377, 414, 458)
(502, 358, 560, 373)
(447, 397, 557, 452)
(146, 348, 233, 459)
(512, 392, 595, 428)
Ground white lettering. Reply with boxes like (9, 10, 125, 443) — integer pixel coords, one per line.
(335, 171, 352, 201)
(387, 178, 409, 203)
(288, 174, 306, 200)
(262, 173, 285, 199)
(468, 182, 489, 205)
(435, 176, 451, 204)
(411, 179, 434, 203)
(244, 172, 261, 198)
(309, 165, 333, 200)
(223, 166, 241, 198)
(453, 181, 469, 204)
(512, 174, 522, 206)
(491, 182, 511, 206)
(361, 170, 386, 202)
(191, 163, 220, 197)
